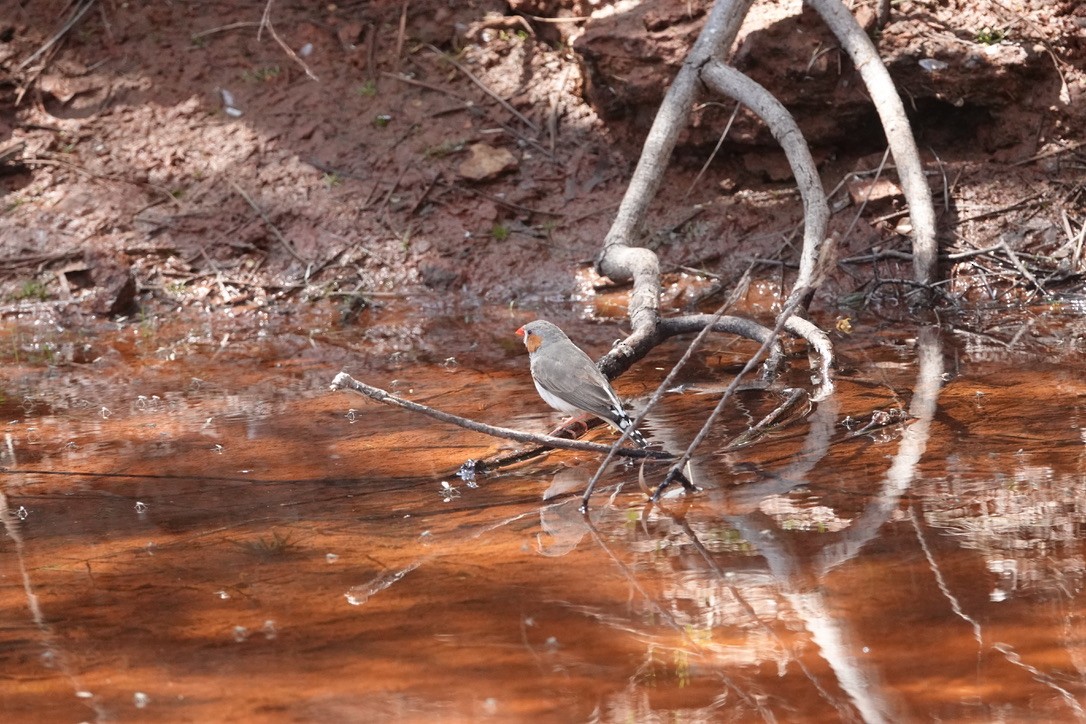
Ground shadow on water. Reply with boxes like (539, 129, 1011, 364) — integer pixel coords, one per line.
(2, 305, 1086, 721)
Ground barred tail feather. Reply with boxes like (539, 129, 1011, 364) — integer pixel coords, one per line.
(613, 409, 648, 447)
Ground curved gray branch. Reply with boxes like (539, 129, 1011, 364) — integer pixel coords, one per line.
(596, 0, 755, 333)
(698, 60, 830, 314)
(807, 0, 938, 286)
(597, 313, 782, 380)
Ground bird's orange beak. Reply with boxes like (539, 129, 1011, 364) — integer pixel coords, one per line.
(515, 325, 525, 337)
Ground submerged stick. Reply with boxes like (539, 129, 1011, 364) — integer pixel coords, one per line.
(330, 373, 674, 461)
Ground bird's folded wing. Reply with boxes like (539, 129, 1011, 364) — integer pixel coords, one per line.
(531, 351, 625, 420)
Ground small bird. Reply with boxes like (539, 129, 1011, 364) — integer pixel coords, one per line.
(516, 320, 647, 446)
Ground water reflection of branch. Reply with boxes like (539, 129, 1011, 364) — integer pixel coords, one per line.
(748, 326, 944, 721)
(0, 489, 103, 719)
(658, 503, 859, 719)
(992, 642, 1086, 719)
(344, 511, 533, 607)
(907, 505, 983, 646)
(717, 510, 898, 723)
(815, 325, 944, 576)
(643, 327, 946, 721)
(330, 372, 672, 461)
(580, 512, 766, 713)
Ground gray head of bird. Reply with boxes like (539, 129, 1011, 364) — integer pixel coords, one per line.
(515, 320, 567, 354)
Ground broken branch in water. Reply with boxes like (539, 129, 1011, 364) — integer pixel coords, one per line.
(329, 372, 674, 461)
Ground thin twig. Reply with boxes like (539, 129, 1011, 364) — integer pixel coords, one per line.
(226, 178, 310, 265)
(17, 0, 97, 72)
(259, 0, 319, 81)
(722, 387, 810, 451)
(393, 0, 409, 74)
(426, 44, 540, 134)
(1011, 139, 1086, 168)
(582, 300, 738, 509)
(381, 71, 473, 104)
(998, 240, 1047, 296)
(330, 373, 674, 460)
(436, 178, 563, 217)
(682, 102, 740, 201)
(654, 295, 805, 499)
(191, 21, 261, 40)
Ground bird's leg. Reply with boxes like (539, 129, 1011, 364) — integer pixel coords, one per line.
(652, 464, 697, 501)
(549, 414, 593, 439)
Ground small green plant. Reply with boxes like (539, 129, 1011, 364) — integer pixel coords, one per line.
(490, 223, 510, 241)
(13, 279, 48, 301)
(975, 26, 1007, 44)
(138, 313, 158, 342)
(322, 172, 342, 188)
(4, 197, 26, 214)
(424, 140, 466, 158)
(243, 65, 281, 83)
(356, 80, 378, 97)
(536, 219, 559, 244)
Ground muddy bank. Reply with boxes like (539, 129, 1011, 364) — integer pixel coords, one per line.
(0, 0, 1083, 320)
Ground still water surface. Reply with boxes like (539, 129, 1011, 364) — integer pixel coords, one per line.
(1, 305, 1084, 722)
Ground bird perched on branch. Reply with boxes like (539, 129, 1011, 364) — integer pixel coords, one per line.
(515, 320, 647, 447)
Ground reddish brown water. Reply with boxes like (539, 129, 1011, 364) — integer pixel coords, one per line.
(2, 304, 1085, 722)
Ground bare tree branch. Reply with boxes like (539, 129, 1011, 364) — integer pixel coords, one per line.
(597, 313, 783, 380)
(698, 60, 830, 315)
(589, 0, 836, 398)
(807, 0, 938, 287)
(330, 373, 674, 461)
(596, 0, 756, 334)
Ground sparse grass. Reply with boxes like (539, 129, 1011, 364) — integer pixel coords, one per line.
(12, 279, 48, 301)
(242, 65, 281, 83)
(356, 80, 378, 97)
(4, 197, 27, 214)
(491, 223, 510, 241)
(975, 26, 1007, 44)
(424, 140, 466, 158)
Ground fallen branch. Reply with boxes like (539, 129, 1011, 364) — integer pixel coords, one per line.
(329, 372, 674, 461)
(597, 313, 782, 380)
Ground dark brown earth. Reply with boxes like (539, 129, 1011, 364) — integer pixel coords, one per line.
(0, 0, 1084, 330)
